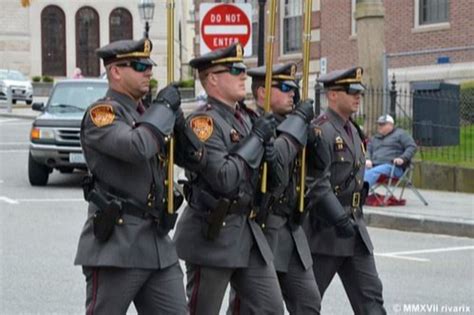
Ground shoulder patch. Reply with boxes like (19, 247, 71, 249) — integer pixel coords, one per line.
(90, 104, 115, 127)
(190, 115, 214, 142)
(313, 114, 329, 126)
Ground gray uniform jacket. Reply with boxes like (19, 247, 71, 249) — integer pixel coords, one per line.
(263, 113, 313, 272)
(74, 89, 178, 269)
(174, 97, 273, 268)
(367, 127, 417, 165)
(305, 108, 374, 256)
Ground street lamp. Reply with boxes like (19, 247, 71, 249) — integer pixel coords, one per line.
(257, 0, 267, 66)
(138, 0, 155, 39)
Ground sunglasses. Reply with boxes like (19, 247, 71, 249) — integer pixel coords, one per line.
(211, 66, 246, 76)
(331, 87, 364, 96)
(116, 61, 153, 72)
(272, 83, 295, 93)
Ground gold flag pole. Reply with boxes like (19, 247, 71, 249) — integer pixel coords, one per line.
(166, 0, 175, 214)
(260, 0, 277, 193)
(298, 0, 313, 212)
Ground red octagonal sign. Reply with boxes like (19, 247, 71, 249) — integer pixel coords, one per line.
(200, 4, 252, 55)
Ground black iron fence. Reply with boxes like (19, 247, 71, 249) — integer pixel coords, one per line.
(314, 78, 474, 165)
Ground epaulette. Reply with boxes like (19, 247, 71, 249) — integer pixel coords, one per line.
(312, 114, 329, 126)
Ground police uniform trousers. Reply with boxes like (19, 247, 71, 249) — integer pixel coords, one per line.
(83, 263, 187, 315)
(186, 245, 284, 315)
(311, 234, 386, 315)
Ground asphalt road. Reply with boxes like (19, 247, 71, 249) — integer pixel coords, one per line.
(1, 118, 473, 314)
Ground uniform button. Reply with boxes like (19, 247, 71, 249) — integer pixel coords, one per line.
(341, 157, 344, 161)
(222, 221, 226, 227)
(162, 198, 166, 203)
(233, 200, 237, 204)
(117, 218, 124, 225)
(147, 202, 152, 207)
(357, 179, 361, 185)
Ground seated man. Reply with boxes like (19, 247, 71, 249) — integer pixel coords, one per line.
(365, 114, 417, 188)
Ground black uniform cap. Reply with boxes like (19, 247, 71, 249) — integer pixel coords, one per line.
(318, 66, 365, 91)
(96, 38, 156, 66)
(247, 62, 299, 89)
(189, 42, 246, 72)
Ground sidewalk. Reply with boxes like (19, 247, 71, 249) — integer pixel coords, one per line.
(1, 103, 473, 238)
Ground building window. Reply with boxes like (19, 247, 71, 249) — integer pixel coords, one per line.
(282, 0, 302, 54)
(110, 8, 133, 43)
(419, 0, 449, 25)
(41, 6, 66, 76)
(76, 7, 100, 77)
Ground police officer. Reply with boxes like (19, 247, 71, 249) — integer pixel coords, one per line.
(173, 43, 285, 315)
(74, 38, 195, 314)
(227, 63, 321, 314)
(305, 67, 387, 314)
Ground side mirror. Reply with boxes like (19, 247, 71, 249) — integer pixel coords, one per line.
(32, 102, 45, 111)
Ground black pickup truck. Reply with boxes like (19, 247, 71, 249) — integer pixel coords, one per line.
(28, 79, 108, 186)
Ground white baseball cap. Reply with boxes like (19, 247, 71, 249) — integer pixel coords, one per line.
(377, 114, 394, 124)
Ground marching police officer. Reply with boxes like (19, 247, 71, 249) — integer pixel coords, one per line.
(173, 43, 285, 315)
(227, 63, 321, 314)
(305, 67, 387, 314)
(74, 38, 197, 314)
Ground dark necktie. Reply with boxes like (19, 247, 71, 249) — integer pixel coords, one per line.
(344, 122, 353, 143)
(137, 101, 146, 115)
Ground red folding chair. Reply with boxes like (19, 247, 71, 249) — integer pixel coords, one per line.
(366, 163, 428, 207)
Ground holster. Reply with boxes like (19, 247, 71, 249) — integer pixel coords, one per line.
(205, 197, 230, 241)
(156, 189, 183, 237)
(88, 189, 122, 242)
(254, 192, 273, 228)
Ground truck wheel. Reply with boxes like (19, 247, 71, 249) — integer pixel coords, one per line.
(28, 153, 50, 186)
(26, 100, 32, 105)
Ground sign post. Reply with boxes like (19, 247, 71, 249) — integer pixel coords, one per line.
(199, 3, 252, 56)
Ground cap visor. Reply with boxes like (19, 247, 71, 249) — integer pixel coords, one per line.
(283, 80, 299, 89)
(232, 62, 247, 70)
(139, 58, 157, 66)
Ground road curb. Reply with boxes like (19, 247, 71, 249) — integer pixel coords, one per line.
(0, 113, 36, 120)
(365, 209, 474, 238)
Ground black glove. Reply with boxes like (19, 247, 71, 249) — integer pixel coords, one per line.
(252, 113, 276, 143)
(155, 83, 181, 111)
(334, 215, 356, 238)
(174, 108, 186, 131)
(264, 138, 277, 163)
(294, 99, 315, 123)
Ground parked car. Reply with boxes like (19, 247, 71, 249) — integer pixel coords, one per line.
(0, 69, 33, 104)
(28, 79, 108, 186)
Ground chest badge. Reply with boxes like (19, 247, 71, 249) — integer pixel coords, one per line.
(335, 136, 344, 151)
(230, 129, 240, 142)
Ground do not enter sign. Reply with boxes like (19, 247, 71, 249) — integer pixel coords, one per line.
(199, 3, 252, 56)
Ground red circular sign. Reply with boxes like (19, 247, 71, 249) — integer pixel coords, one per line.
(201, 4, 251, 51)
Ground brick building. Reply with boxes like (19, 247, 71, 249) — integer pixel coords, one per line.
(0, 0, 195, 88)
(192, 0, 473, 94)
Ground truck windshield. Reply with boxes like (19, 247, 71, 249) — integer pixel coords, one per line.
(48, 82, 108, 112)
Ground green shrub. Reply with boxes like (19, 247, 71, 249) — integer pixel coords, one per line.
(178, 79, 194, 88)
(149, 78, 158, 89)
(42, 75, 54, 83)
(32, 76, 41, 82)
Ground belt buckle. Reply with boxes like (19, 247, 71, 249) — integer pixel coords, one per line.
(352, 192, 360, 207)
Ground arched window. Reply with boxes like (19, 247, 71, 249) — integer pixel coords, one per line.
(41, 6, 66, 76)
(76, 7, 100, 77)
(109, 8, 133, 43)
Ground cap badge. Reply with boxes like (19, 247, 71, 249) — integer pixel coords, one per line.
(356, 68, 362, 81)
(190, 115, 214, 142)
(290, 64, 296, 77)
(144, 40, 151, 54)
(236, 44, 243, 59)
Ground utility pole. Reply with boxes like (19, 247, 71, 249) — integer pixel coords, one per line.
(257, 0, 266, 66)
(355, 0, 385, 136)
